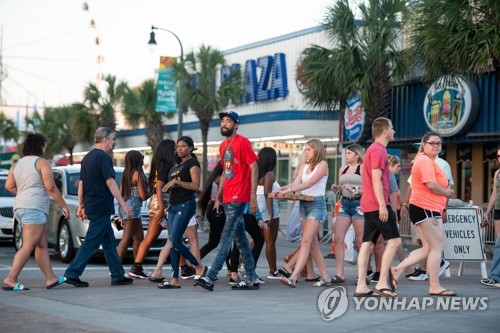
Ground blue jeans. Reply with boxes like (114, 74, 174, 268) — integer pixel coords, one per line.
(167, 198, 199, 278)
(206, 202, 255, 282)
(64, 214, 125, 281)
(491, 234, 500, 282)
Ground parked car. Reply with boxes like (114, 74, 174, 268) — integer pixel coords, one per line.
(13, 165, 167, 263)
(0, 175, 15, 241)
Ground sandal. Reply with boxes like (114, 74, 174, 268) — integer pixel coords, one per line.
(330, 275, 345, 284)
(278, 268, 291, 278)
(312, 277, 333, 287)
(280, 277, 296, 288)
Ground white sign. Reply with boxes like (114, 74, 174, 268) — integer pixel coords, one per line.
(443, 207, 485, 261)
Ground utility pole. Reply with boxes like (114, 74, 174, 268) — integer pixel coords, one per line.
(0, 25, 8, 108)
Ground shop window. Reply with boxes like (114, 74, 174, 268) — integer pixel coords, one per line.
(483, 143, 500, 203)
(456, 144, 472, 201)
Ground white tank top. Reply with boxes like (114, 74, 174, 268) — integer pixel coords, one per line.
(300, 162, 327, 197)
(13, 156, 50, 214)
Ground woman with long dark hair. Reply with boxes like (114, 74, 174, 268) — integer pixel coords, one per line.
(256, 147, 281, 279)
(116, 150, 148, 261)
(129, 139, 176, 279)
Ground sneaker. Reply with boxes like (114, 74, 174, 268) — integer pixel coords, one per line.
(111, 277, 134, 286)
(194, 276, 214, 291)
(65, 277, 89, 288)
(181, 265, 196, 280)
(480, 278, 500, 288)
(229, 277, 241, 286)
(256, 277, 266, 285)
(409, 270, 428, 281)
(231, 280, 260, 290)
(128, 264, 148, 279)
(267, 271, 282, 279)
(366, 270, 374, 281)
(439, 259, 450, 277)
(371, 272, 380, 283)
(405, 268, 420, 278)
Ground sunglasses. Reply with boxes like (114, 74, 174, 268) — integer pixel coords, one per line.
(425, 141, 442, 146)
(497, 154, 500, 158)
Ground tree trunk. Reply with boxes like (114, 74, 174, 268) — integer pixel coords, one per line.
(200, 118, 210, 187)
(146, 120, 164, 151)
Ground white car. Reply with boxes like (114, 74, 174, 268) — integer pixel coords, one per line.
(13, 165, 168, 263)
(0, 175, 15, 241)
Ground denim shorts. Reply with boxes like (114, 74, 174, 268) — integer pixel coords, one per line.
(299, 196, 327, 223)
(338, 198, 364, 219)
(119, 196, 142, 220)
(14, 208, 47, 225)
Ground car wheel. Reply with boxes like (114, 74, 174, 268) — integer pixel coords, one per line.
(58, 220, 75, 263)
(13, 220, 22, 251)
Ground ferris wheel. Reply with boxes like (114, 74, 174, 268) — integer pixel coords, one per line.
(0, 0, 104, 112)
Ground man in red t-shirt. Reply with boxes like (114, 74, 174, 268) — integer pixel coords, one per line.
(195, 110, 260, 291)
(354, 117, 401, 298)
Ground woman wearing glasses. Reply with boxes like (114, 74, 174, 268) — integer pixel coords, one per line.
(390, 132, 455, 296)
(481, 147, 500, 288)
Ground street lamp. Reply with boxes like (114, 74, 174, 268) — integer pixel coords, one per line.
(148, 25, 184, 138)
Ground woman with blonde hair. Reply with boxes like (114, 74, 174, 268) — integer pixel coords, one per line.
(277, 138, 332, 287)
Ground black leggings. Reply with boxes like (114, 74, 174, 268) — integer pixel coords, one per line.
(229, 213, 264, 272)
(200, 202, 230, 267)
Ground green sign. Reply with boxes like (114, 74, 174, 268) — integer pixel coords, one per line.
(156, 67, 177, 112)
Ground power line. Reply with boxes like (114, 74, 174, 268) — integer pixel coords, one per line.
(3, 27, 87, 51)
(3, 55, 95, 63)
(7, 64, 82, 90)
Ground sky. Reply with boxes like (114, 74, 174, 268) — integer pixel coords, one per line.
(0, 0, 336, 119)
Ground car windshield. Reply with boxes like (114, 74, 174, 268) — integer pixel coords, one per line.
(0, 178, 15, 197)
(66, 172, 124, 196)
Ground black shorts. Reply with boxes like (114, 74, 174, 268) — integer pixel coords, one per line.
(494, 209, 500, 220)
(408, 204, 441, 225)
(362, 205, 400, 243)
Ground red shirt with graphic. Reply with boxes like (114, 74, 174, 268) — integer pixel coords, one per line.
(219, 134, 258, 203)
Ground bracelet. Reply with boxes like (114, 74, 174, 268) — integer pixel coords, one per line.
(402, 203, 409, 207)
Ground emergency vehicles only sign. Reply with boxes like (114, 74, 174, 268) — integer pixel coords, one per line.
(443, 207, 485, 261)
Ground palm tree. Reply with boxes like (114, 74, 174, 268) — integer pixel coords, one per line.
(37, 105, 83, 164)
(82, 74, 129, 130)
(0, 112, 19, 151)
(410, 0, 500, 82)
(175, 45, 242, 182)
(122, 79, 171, 150)
(298, 0, 409, 142)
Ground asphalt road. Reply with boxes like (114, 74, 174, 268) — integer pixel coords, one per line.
(0, 229, 498, 333)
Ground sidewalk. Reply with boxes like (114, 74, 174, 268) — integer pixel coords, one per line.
(0, 230, 497, 333)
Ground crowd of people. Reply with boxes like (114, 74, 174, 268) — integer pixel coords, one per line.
(3, 113, 500, 294)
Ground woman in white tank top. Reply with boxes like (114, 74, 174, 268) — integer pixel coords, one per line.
(275, 139, 333, 288)
(3, 133, 70, 291)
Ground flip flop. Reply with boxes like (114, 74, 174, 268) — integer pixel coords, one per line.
(47, 276, 67, 289)
(149, 276, 166, 283)
(305, 276, 321, 282)
(429, 289, 456, 297)
(374, 288, 397, 298)
(158, 281, 181, 289)
(353, 290, 380, 297)
(389, 268, 398, 291)
(2, 283, 30, 291)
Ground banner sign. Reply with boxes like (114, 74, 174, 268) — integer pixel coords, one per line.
(156, 56, 177, 112)
(443, 207, 485, 261)
(344, 92, 365, 142)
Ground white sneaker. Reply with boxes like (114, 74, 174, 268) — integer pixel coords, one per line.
(267, 271, 282, 279)
(439, 259, 450, 277)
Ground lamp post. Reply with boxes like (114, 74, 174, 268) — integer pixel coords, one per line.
(148, 25, 184, 138)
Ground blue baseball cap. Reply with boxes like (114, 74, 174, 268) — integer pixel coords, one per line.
(219, 110, 240, 124)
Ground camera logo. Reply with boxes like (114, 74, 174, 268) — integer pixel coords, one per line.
(317, 286, 348, 321)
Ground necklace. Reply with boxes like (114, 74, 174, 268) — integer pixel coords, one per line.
(225, 136, 236, 152)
